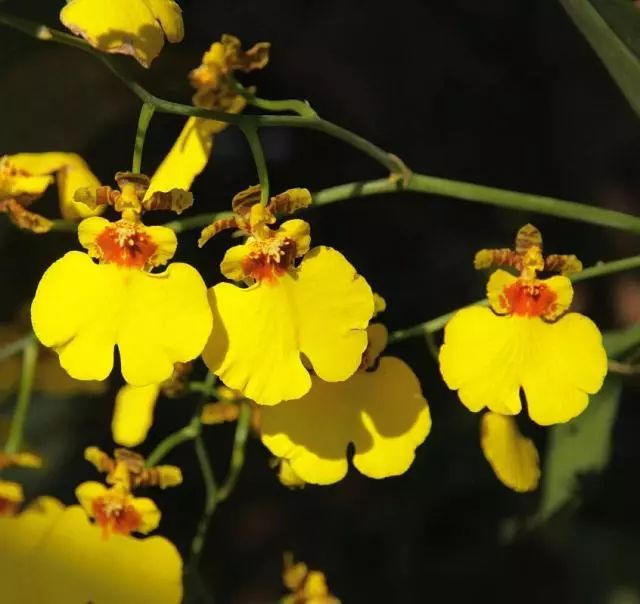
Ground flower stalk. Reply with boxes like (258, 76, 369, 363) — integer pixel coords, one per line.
(4, 338, 38, 455)
(132, 102, 155, 174)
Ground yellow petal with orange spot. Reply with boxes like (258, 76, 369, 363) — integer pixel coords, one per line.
(0, 500, 182, 604)
(131, 496, 162, 534)
(279, 219, 311, 257)
(439, 307, 607, 425)
(75, 481, 108, 519)
(31, 252, 212, 386)
(203, 246, 373, 405)
(0, 480, 24, 508)
(486, 269, 517, 314)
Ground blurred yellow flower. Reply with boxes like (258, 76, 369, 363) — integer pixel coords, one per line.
(439, 224, 607, 425)
(75, 447, 181, 538)
(200, 400, 241, 425)
(260, 324, 431, 484)
(273, 458, 306, 489)
(0, 452, 43, 516)
(31, 173, 212, 386)
(0, 497, 183, 603)
(202, 202, 374, 405)
(0, 481, 23, 516)
(0, 152, 101, 232)
(282, 553, 340, 604)
(76, 481, 160, 537)
(147, 34, 269, 198)
(0, 451, 42, 470)
(480, 412, 540, 493)
(60, 0, 184, 67)
(85, 446, 182, 490)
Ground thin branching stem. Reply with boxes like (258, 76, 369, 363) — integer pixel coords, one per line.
(389, 253, 640, 343)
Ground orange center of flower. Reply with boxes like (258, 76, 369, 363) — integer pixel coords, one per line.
(0, 497, 18, 516)
(501, 280, 559, 318)
(95, 222, 157, 268)
(92, 495, 142, 537)
(242, 237, 297, 283)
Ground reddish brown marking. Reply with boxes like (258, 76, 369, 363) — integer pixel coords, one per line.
(92, 497, 142, 538)
(241, 238, 297, 283)
(95, 224, 157, 268)
(502, 280, 559, 318)
(0, 497, 18, 516)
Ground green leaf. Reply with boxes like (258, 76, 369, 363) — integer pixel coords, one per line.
(536, 375, 622, 522)
(560, 0, 640, 118)
(603, 322, 640, 358)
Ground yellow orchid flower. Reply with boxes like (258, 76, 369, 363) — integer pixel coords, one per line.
(0, 497, 183, 603)
(76, 481, 161, 537)
(84, 446, 182, 490)
(480, 412, 540, 493)
(0, 452, 43, 516)
(201, 200, 374, 405)
(60, 0, 184, 68)
(146, 34, 269, 199)
(260, 324, 431, 484)
(439, 224, 607, 426)
(75, 448, 181, 538)
(0, 152, 102, 232)
(282, 553, 340, 604)
(30, 172, 212, 386)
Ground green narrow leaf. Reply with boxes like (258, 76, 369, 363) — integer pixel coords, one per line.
(536, 375, 622, 522)
(560, 0, 640, 118)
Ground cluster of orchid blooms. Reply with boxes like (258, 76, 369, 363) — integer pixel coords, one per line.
(0, 1, 610, 602)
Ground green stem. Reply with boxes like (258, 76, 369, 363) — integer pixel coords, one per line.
(190, 434, 218, 562)
(132, 102, 155, 173)
(242, 126, 270, 206)
(145, 416, 200, 467)
(313, 175, 640, 234)
(216, 403, 251, 503)
(4, 339, 38, 455)
(571, 254, 640, 282)
(189, 402, 251, 563)
(5, 12, 640, 233)
(163, 211, 232, 234)
(247, 95, 316, 118)
(388, 253, 640, 343)
(232, 78, 317, 118)
(0, 333, 34, 362)
(145, 373, 216, 467)
(49, 220, 81, 233)
(0, 12, 401, 175)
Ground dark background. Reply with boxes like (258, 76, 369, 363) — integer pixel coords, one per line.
(2, 1, 640, 602)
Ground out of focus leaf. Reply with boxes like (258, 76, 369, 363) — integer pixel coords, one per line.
(559, 0, 640, 118)
(536, 375, 622, 522)
(603, 322, 640, 359)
